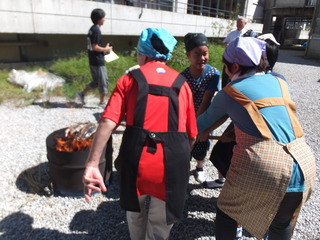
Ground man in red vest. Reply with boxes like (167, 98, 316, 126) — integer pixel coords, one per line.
(83, 28, 197, 240)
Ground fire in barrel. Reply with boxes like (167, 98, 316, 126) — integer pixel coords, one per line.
(46, 122, 112, 196)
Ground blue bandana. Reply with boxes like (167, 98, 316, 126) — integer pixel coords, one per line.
(184, 33, 208, 52)
(137, 28, 177, 61)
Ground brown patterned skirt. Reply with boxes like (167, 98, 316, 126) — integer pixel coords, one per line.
(217, 127, 316, 239)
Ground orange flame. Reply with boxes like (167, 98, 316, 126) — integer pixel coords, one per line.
(55, 133, 93, 152)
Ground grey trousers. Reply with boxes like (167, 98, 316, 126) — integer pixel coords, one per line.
(126, 195, 173, 240)
(89, 65, 108, 94)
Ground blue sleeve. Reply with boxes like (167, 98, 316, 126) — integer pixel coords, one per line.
(223, 33, 231, 44)
(197, 91, 228, 133)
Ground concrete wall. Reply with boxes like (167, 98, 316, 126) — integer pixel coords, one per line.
(0, 0, 199, 36)
(0, 0, 262, 36)
(275, 0, 306, 8)
(246, 0, 265, 23)
(305, 0, 320, 59)
(0, 0, 263, 63)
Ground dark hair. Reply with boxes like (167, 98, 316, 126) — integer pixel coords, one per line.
(149, 33, 168, 61)
(151, 34, 169, 55)
(223, 57, 267, 76)
(265, 39, 279, 72)
(242, 29, 261, 38)
(91, 8, 105, 24)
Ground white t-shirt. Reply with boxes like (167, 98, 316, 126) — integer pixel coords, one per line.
(223, 28, 247, 45)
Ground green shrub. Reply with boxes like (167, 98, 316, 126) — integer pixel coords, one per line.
(0, 69, 44, 105)
(105, 51, 137, 91)
(0, 42, 225, 104)
(49, 51, 138, 98)
(168, 42, 190, 71)
(207, 42, 225, 72)
(49, 52, 92, 98)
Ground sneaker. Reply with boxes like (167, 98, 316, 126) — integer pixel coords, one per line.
(194, 169, 207, 183)
(203, 178, 225, 188)
(98, 103, 106, 109)
(236, 225, 243, 239)
(76, 92, 85, 105)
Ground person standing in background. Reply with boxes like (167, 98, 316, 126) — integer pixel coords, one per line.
(223, 16, 247, 47)
(222, 16, 247, 88)
(82, 28, 197, 240)
(257, 33, 281, 74)
(181, 33, 221, 184)
(77, 8, 113, 108)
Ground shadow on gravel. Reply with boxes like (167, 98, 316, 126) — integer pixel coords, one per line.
(14, 165, 254, 239)
(70, 201, 129, 239)
(0, 212, 91, 240)
(170, 171, 219, 239)
(16, 162, 52, 196)
(32, 100, 85, 109)
(16, 162, 119, 199)
(0, 203, 128, 240)
(277, 49, 320, 66)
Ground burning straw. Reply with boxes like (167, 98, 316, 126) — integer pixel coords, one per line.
(54, 122, 97, 152)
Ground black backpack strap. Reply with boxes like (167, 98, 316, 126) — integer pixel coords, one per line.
(167, 74, 186, 131)
(130, 69, 186, 131)
(130, 69, 148, 128)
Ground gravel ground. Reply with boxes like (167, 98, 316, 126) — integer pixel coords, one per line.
(0, 49, 319, 240)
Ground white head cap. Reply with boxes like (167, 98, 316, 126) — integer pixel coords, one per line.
(258, 33, 280, 45)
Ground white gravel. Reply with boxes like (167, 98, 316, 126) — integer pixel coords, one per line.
(0, 49, 319, 240)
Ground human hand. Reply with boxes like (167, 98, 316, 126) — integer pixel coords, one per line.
(197, 131, 209, 142)
(83, 166, 107, 203)
(105, 43, 113, 52)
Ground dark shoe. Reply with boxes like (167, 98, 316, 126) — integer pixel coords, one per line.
(76, 92, 85, 105)
(203, 178, 225, 188)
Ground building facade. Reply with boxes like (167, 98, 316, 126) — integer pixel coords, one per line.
(0, 0, 319, 64)
(0, 0, 264, 63)
(263, 0, 319, 54)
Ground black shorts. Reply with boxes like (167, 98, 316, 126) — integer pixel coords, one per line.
(191, 140, 210, 160)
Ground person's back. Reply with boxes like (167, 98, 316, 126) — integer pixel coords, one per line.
(83, 27, 197, 240)
(121, 62, 190, 132)
(112, 60, 196, 214)
(228, 73, 296, 143)
(87, 24, 104, 66)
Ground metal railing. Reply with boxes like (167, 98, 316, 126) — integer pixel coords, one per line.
(306, 0, 318, 6)
(89, 0, 237, 19)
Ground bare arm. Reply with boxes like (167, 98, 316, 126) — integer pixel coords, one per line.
(196, 90, 215, 117)
(83, 118, 117, 203)
(189, 137, 196, 149)
(197, 115, 229, 142)
(92, 43, 113, 53)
